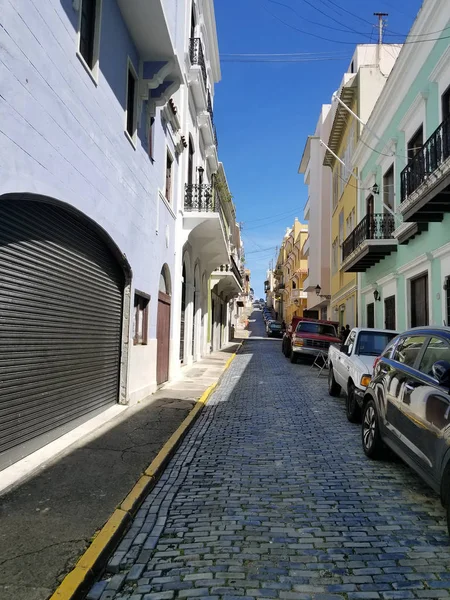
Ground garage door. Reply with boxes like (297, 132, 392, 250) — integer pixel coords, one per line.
(0, 198, 125, 470)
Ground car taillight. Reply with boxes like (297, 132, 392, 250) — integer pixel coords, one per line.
(373, 356, 381, 371)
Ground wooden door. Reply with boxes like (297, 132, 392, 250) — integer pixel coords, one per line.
(411, 274, 429, 327)
(384, 295, 396, 330)
(157, 291, 171, 385)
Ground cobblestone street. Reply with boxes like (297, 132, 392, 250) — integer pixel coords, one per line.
(89, 310, 450, 600)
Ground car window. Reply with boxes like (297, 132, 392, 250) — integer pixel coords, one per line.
(381, 337, 398, 359)
(418, 337, 450, 379)
(346, 331, 356, 346)
(357, 332, 398, 357)
(391, 335, 426, 368)
(296, 322, 337, 336)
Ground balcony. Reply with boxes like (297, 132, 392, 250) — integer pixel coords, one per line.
(183, 184, 228, 274)
(400, 115, 450, 223)
(117, 1, 182, 103)
(211, 257, 243, 299)
(304, 197, 311, 222)
(188, 38, 208, 111)
(303, 235, 310, 257)
(291, 289, 307, 300)
(341, 213, 397, 272)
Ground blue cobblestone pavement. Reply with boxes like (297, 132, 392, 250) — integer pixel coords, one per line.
(88, 311, 450, 600)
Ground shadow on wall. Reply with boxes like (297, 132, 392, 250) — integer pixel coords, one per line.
(59, 0, 149, 152)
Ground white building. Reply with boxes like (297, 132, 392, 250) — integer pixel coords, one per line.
(0, 0, 232, 474)
(299, 105, 334, 320)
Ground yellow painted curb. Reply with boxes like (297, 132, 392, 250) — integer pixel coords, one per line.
(120, 475, 154, 513)
(49, 509, 130, 600)
(50, 345, 242, 600)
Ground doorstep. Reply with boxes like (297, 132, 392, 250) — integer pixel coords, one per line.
(0, 343, 240, 600)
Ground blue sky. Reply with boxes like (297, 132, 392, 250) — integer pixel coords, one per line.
(214, 0, 423, 298)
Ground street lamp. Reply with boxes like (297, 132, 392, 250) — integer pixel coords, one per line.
(315, 284, 331, 300)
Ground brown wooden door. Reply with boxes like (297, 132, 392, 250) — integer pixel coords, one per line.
(157, 291, 171, 385)
(411, 274, 429, 327)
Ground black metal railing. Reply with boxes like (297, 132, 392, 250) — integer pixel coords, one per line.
(276, 283, 286, 291)
(189, 38, 207, 88)
(342, 213, 395, 262)
(401, 114, 450, 202)
(207, 90, 219, 149)
(184, 183, 216, 211)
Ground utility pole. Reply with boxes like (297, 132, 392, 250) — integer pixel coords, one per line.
(373, 12, 388, 66)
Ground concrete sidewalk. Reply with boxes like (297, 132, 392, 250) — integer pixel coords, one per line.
(0, 343, 239, 600)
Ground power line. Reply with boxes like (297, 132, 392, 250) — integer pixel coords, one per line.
(267, 0, 373, 38)
(220, 56, 351, 63)
(262, 5, 450, 46)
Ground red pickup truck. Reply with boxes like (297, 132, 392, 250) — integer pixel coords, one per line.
(282, 317, 341, 363)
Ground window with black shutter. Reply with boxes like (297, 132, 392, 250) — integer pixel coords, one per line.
(384, 295, 396, 330)
(411, 274, 429, 327)
(383, 166, 394, 214)
(408, 126, 424, 162)
(126, 66, 137, 138)
(367, 302, 375, 328)
(79, 0, 98, 69)
(445, 276, 450, 326)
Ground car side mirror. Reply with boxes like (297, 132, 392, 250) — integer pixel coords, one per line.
(432, 360, 450, 387)
(340, 344, 349, 355)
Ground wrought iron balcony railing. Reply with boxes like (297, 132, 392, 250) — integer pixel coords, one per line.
(184, 183, 217, 212)
(207, 90, 219, 149)
(401, 114, 450, 202)
(342, 213, 395, 262)
(189, 38, 207, 89)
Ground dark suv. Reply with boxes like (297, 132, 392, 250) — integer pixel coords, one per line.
(361, 326, 450, 532)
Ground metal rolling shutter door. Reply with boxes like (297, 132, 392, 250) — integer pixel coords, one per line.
(0, 199, 124, 468)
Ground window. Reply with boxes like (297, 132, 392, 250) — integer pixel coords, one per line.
(346, 208, 355, 236)
(367, 302, 374, 328)
(332, 171, 339, 211)
(446, 276, 450, 326)
(188, 138, 194, 186)
(165, 151, 173, 202)
(332, 238, 338, 275)
(126, 64, 137, 139)
(133, 292, 149, 345)
(384, 295, 396, 330)
(190, 3, 196, 39)
(338, 210, 344, 247)
(419, 337, 450, 379)
(411, 273, 429, 327)
(443, 85, 450, 121)
(148, 115, 155, 161)
(366, 194, 374, 217)
(79, 0, 100, 70)
(408, 125, 424, 162)
(296, 322, 337, 337)
(383, 166, 394, 213)
(356, 331, 398, 357)
(392, 335, 427, 368)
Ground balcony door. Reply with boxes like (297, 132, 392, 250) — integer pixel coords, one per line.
(366, 194, 375, 238)
(384, 295, 396, 330)
(442, 86, 450, 160)
(188, 138, 194, 186)
(410, 273, 429, 327)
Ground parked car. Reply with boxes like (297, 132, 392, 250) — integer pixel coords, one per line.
(328, 327, 398, 422)
(282, 317, 339, 358)
(360, 326, 450, 533)
(267, 321, 283, 338)
(287, 319, 341, 363)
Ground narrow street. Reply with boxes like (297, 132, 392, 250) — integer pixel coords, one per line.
(89, 309, 450, 600)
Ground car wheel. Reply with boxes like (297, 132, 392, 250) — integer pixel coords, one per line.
(346, 382, 361, 423)
(290, 350, 297, 364)
(362, 399, 383, 459)
(328, 365, 341, 397)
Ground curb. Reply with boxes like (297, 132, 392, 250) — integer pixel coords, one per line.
(49, 342, 242, 600)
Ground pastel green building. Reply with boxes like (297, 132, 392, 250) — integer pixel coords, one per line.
(343, 0, 450, 331)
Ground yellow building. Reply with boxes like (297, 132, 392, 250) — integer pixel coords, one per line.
(274, 219, 308, 323)
(324, 79, 358, 329)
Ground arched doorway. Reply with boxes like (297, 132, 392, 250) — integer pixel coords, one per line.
(0, 196, 127, 470)
(157, 265, 171, 385)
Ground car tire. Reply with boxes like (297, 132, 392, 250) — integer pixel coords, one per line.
(290, 350, 297, 364)
(362, 399, 383, 459)
(346, 382, 362, 423)
(328, 365, 341, 397)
